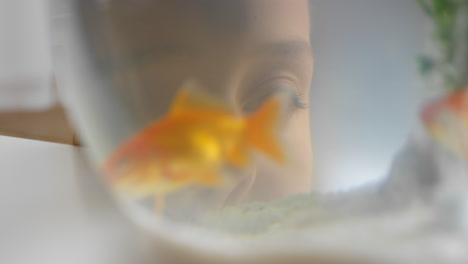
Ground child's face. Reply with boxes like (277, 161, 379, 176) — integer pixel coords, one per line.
(107, 0, 313, 205)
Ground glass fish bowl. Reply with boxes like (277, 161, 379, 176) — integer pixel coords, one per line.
(51, 0, 468, 262)
(53, 0, 314, 223)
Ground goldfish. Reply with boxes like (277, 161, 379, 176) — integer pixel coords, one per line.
(421, 86, 468, 158)
(102, 86, 286, 213)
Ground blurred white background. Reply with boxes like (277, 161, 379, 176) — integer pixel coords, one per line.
(309, 0, 426, 191)
(0, 0, 53, 110)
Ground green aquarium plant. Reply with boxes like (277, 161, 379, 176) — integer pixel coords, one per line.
(417, 0, 468, 92)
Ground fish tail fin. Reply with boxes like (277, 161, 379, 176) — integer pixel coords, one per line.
(246, 97, 286, 164)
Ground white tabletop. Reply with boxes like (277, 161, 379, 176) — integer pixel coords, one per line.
(0, 136, 144, 264)
(3, 136, 467, 264)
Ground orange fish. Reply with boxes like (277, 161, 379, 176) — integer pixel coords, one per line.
(102, 86, 286, 213)
(421, 87, 468, 158)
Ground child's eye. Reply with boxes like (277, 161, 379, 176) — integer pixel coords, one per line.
(241, 78, 308, 115)
(293, 90, 308, 109)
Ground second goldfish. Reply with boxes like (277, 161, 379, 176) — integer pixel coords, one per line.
(422, 86, 468, 158)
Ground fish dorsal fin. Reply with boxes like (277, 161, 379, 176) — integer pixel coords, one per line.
(169, 85, 233, 116)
